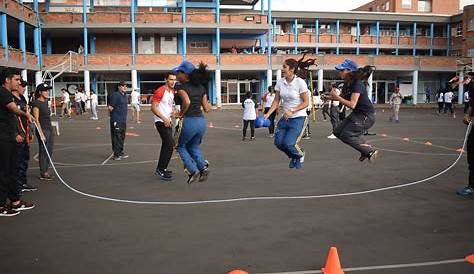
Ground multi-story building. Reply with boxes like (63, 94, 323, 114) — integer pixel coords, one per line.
(0, 0, 473, 107)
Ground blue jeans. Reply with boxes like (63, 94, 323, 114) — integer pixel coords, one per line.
(274, 116, 307, 160)
(177, 116, 207, 174)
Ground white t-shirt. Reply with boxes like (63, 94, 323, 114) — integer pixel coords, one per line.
(131, 91, 140, 105)
(331, 88, 341, 107)
(438, 93, 444, 102)
(444, 91, 453, 103)
(62, 92, 70, 103)
(152, 85, 174, 123)
(264, 92, 275, 108)
(90, 93, 98, 105)
(242, 98, 257, 120)
(75, 92, 82, 102)
(274, 76, 309, 118)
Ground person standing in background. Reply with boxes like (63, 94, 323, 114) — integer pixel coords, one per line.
(108, 82, 129, 161)
(90, 91, 98, 120)
(60, 88, 71, 118)
(130, 88, 141, 124)
(262, 86, 277, 138)
(389, 86, 403, 123)
(242, 91, 258, 141)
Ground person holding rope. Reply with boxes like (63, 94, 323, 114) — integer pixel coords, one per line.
(0, 68, 35, 216)
(264, 56, 315, 169)
(325, 59, 379, 163)
(458, 71, 474, 196)
(173, 61, 212, 184)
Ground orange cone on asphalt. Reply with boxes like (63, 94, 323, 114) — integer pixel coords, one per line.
(322, 247, 345, 274)
(227, 270, 249, 274)
(466, 254, 474, 264)
(457, 148, 465, 152)
(424, 141, 432, 146)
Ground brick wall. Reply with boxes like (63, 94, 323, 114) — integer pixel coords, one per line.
(355, 0, 460, 15)
(95, 34, 132, 54)
(463, 5, 474, 57)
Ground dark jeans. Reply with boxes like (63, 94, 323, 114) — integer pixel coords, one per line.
(438, 102, 444, 113)
(464, 102, 470, 114)
(16, 143, 30, 192)
(444, 103, 453, 114)
(110, 120, 126, 157)
(264, 107, 277, 134)
(467, 126, 474, 188)
(243, 119, 255, 138)
(0, 141, 19, 207)
(36, 128, 54, 175)
(334, 111, 376, 157)
(329, 106, 340, 132)
(322, 104, 330, 120)
(155, 121, 174, 172)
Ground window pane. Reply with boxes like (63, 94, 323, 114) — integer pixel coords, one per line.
(401, 0, 412, 9)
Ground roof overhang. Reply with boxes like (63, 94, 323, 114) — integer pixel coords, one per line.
(220, 0, 259, 5)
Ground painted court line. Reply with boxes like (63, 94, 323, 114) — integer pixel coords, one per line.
(256, 258, 467, 274)
(101, 153, 114, 165)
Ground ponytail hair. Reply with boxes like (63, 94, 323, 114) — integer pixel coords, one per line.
(189, 62, 211, 87)
(284, 54, 318, 80)
(345, 65, 376, 86)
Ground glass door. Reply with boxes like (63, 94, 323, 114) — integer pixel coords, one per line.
(227, 81, 239, 104)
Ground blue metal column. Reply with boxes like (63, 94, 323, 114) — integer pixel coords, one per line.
(216, 0, 220, 65)
(294, 18, 298, 54)
(92, 73, 97, 92)
(315, 19, 319, 54)
(376, 21, 380, 55)
(356, 20, 360, 55)
(446, 23, 451, 56)
(90, 31, 95, 54)
(412, 22, 417, 56)
(396, 21, 400, 55)
(33, 0, 41, 66)
(336, 20, 340, 55)
(131, 0, 136, 65)
(1, 13, 8, 60)
(83, 0, 88, 65)
(429, 23, 434, 56)
(261, 0, 264, 14)
(273, 18, 276, 43)
(182, 0, 187, 58)
(46, 35, 52, 54)
(267, 0, 272, 66)
(19, 21, 26, 63)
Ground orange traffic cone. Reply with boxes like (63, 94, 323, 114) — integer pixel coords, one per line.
(424, 141, 432, 146)
(457, 148, 465, 153)
(227, 270, 249, 274)
(322, 247, 345, 274)
(466, 254, 474, 264)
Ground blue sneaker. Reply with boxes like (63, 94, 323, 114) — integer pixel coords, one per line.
(294, 152, 305, 169)
(289, 158, 297, 169)
(456, 186, 474, 196)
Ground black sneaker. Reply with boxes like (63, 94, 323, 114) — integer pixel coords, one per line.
(154, 169, 173, 181)
(368, 150, 379, 163)
(250, 137, 255, 141)
(112, 155, 122, 161)
(163, 169, 173, 176)
(187, 171, 200, 184)
(21, 184, 37, 192)
(120, 153, 129, 159)
(0, 206, 20, 217)
(242, 137, 247, 141)
(199, 168, 210, 182)
(10, 200, 35, 211)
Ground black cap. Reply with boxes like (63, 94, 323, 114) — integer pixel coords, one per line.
(118, 81, 127, 86)
(35, 83, 52, 92)
(19, 79, 27, 87)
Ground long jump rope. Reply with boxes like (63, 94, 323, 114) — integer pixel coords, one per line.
(34, 121, 472, 205)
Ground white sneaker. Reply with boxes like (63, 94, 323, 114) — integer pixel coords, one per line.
(327, 134, 337, 139)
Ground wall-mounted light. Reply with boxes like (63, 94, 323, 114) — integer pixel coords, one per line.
(245, 16, 254, 21)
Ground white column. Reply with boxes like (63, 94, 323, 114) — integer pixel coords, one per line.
(21, 70, 28, 101)
(317, 68, 323, 92)
(84, 70, 91, 109)
(35, 71, 42, 86)
(367, 73, 373, 103)
(215, 69, 221, 108)
(276, 69, 282, 81)
(266, 69, 272, 88)
(412, 70, 418, 105)
(458, 70, 464, 105)
(131, 69, 138, 90)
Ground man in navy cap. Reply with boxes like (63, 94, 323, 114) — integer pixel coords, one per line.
(108, 81, 129, 160)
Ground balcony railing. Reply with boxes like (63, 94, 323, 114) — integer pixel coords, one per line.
(220, 54, 267, 65)
(1, 0, 36, 25)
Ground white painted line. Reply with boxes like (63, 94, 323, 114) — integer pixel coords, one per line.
(101, 153, 114, 165)
(256, 258, 466, 274)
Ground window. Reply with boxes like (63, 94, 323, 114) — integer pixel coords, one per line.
(385, 1, 390, 11)
(190, 41, 209, 49)
(401, 0, 412, 9)
(418, 0, 432, 12)
(469, 48, 474, 58)
(470, 19, 474, 31)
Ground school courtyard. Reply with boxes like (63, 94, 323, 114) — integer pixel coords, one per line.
(1, 107, 473, 274)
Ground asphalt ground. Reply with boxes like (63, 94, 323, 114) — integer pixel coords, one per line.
(1, 107, 473, 274)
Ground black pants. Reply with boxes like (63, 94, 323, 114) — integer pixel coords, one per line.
(264, 107, 277, 134)
(36, 128, 54, 175)
(329, 106, 340, 132)
(438, 102, 444, 113)
(444, 103, 453, 114)
(16, 143, 30, 193)
(110, 120, 126, 157)
(155, 121, 174, 172)
(322, 104, 330, 120)
(468, 127, 474, 188)
(464, 102, 470, 114)
(243, 119, 255, 138)
(334, 112, 376, 157)
(0, 141, 19, 207)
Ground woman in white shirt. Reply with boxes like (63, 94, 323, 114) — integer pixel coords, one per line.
(264, 57, 312, 169)
(90, 91, 98, 120)
(444, 89, 455, 118)
(130, 89, 141, 123)
(437, 90, 444, 114)
(262, 86, 277, 137)
(60, 88, 70, 118)
(389, 86, 403, 123)
(242, 91, 258, 141)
